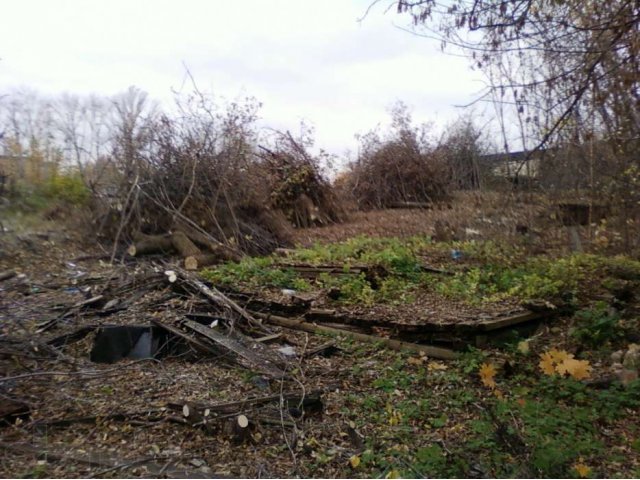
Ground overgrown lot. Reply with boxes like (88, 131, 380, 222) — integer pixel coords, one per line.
(1, 206, 640, 478)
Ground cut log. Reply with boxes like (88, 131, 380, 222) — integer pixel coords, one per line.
(167, 391, 323, 428)
(172, 218, 242, 261)
(221, 414, 251, 443)
(127, 234, 174, 257)
(171, 230, 201, 257)
(185, 253, 224, 271)
(253, 312, 459, 360)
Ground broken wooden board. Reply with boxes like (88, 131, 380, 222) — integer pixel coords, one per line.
(305, 308, 550, 336)
(181, 320, 287, 378)
(151, 319, 222, 356)
(252, 312, 459, 360)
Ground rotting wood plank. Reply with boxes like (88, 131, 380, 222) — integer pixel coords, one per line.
(222, 288, 551, 341)
(477, 310, 550, 332)
(150, 319, 220, 356)
(307, 308, 547, 335)
(181, 319, 287, 378)
(252, 312, 459, 360)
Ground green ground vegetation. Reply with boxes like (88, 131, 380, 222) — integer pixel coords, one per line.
(303, 341, 640, 478)
(202, 236, 640, 307)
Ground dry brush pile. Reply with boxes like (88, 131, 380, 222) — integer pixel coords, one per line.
(86, 92, 345, 266)
(343, 104, 488, 210)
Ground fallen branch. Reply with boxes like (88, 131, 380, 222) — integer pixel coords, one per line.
(0, 442, 218, 479)
(253, 312, 459, 360)
(0, 270, 17, 282)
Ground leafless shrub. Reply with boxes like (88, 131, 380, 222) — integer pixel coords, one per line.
(347, 102, 451, 209)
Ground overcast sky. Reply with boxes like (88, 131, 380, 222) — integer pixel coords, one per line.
(0, 0, 488, 156)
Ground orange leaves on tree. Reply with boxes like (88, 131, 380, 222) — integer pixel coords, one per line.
(479, 362, 497, 389)
(539, 349, 592, 380)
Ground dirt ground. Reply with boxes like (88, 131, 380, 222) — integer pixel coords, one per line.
(1, 199, 639, 478)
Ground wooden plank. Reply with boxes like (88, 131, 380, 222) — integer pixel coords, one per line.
(150, 319, 219, 355)
(253, 312, 459, 360)
(477, 310, 545, 332)
(182, 320, 287, 378)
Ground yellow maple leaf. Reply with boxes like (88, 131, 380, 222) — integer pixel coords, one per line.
(573, 459, 591, 478)
(549, 348, 574, 364)
(539, 352, 557, 376)
(427, 361, 448, 371)
(479, 362, 497, 388)
(561, 358, 593, 380)
(349, 455, 361, 468)
(385, 470, 401, 479)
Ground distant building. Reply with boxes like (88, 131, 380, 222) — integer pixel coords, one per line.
(479, 150, 543, 187)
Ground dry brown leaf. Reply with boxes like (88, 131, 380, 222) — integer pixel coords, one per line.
(407, 356, 424, 366)
(427, 361, 448, 371)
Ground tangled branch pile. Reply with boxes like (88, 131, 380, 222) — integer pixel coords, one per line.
(257, 130, 344, 228)
(89, 89, 343, 259)
(346, 103, 456, 209)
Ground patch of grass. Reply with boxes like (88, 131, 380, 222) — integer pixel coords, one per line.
(202, 257, 311, 291)
(205, 237, 640, 309)
(435, 253, 613, 304)
(288, 235, 431, 273)
(571, 301, 623, 348)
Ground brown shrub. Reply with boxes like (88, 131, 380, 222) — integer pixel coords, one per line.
(346, 102, 452, 209)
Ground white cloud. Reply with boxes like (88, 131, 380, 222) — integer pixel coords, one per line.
(0, 0, 485, 154)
